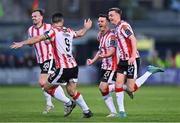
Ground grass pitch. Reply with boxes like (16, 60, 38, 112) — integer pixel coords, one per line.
(0, 85, 180, 122)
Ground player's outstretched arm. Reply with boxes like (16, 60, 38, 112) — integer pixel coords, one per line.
(75, 18, 92, 37)
(86, 51, 100, 65)
(10, 35, 46, 49)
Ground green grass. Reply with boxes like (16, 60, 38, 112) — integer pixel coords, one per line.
(0, 85, 180, 122)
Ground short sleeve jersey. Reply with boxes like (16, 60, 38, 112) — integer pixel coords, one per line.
(45, 27, 77, 68)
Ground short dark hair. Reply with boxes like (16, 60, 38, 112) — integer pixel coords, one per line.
(98, 14, 110, 22)
(108, 7, 122, 15)
(51, 12, 64, 23)
(32, 9, 44, 16)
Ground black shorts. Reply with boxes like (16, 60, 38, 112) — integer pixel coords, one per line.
(48, 66, 78, 85)
(100, 69, 116, 83)
(39, 59, 56, 74)
(117, 58, 140, 79)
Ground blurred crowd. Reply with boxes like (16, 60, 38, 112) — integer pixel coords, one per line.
(1, 50, 180, 69)
(0, 53, 37, 68)
(147, 50, 180, 69)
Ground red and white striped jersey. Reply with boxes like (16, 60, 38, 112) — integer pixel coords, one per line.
(98, 30, 118, 71)
(114, 20, 140, 61)
(28, 23, 54, 63)
(45, 27, 77, 68)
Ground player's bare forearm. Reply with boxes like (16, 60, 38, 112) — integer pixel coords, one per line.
(76, 28, 88, 37)
(87, 51, 100, 65)
(99, 47, 115, 58)
(76, 19, 92, 37)
(91, 51, 100, 64)
(10, 35, 46, 49)
(129, 35, 137, 58)
(25, 35, 46, 45)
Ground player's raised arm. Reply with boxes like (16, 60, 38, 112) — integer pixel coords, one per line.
(10, 35, 46, 49)
(75, 18, 92, 37)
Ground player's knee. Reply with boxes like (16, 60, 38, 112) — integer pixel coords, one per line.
(67, 89, 76, 97)
(98, 84, 106, 93)
(99, 85, 109, 96)
(99, 87, 105, 93)
(43, 85, 57, 97)
(39, 80, 46, 87)
(127, 85, 134, 92)
(115, 82, 123, 89)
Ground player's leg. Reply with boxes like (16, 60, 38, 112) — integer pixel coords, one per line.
(66, 81, 93, 118)
(65, 66, 93, 118)
(99, 70, 117, 117)
(115, 61, 128, 118)
(124, 58, 139, 99)
(126, 59, 164, 94)
(99, 82, 117, 117)
(115, 73, 127, 118)
(108, 71, 116, 93)
(39, 59, 57, 114)
(39, 73, 54, 114)
(45, 68, 75, 116)
(135, 65, 164, 88)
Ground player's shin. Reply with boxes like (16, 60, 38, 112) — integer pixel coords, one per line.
(73, 91, 89, 112)
(102, 93, 117, 114)
(43, 90, 53, 106)
(135, 71, 152, 88)
(47, 85, 71, 104)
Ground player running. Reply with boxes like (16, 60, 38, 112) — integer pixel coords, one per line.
(11, 12, 93, 118)
(108, 7, 164, 118)
(28, 9, 70, 114)
(87, 14, 118, 117)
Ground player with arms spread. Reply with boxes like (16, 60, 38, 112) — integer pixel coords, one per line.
(28, 9, 70, 114)
(11, 12, 93, 118)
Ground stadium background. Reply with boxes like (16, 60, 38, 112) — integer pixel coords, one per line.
(0, 0, 180, 122)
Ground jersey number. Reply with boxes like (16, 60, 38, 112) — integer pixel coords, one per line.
(104, 71, 111, 80)
(65, 38, 70, 52)
(43, 62, 49, 72)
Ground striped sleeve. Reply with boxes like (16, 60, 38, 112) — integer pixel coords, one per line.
(44, 28, 55, 41)
(121, 25, 133, 38)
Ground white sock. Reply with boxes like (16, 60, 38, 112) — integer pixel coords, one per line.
(75, 94, 89, 112)
(103, 93, 117, 114)
(116, 91, 125, 112)
(136, 71, 152, 87)
(54, 86, 71, 104)
(109, 84, 115, 93)
(43, 91, 53, 106)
